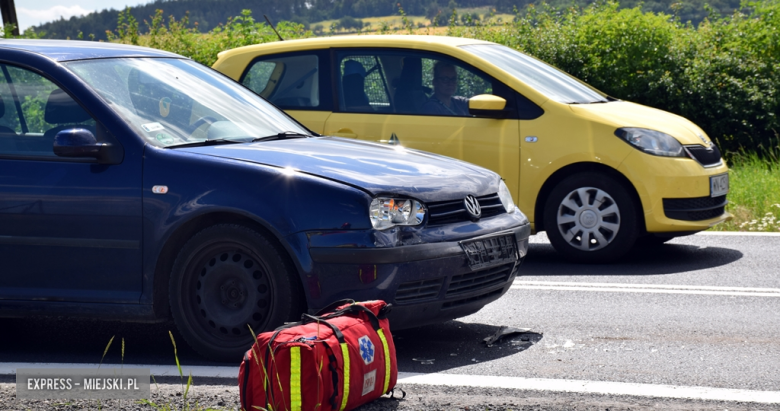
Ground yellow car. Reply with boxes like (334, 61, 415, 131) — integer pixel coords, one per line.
(213, 35, 731, 263)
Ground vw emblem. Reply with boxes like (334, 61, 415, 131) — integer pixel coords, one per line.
(464, 195, 481, 219)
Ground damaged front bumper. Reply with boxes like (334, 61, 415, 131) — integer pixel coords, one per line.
(306, 223, 531, 329)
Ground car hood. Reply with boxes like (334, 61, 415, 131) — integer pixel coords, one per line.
(179, 137, 498, 201)
(569, 101, 712, 146)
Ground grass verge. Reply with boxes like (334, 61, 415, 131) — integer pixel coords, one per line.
(711, 151, 780, 232)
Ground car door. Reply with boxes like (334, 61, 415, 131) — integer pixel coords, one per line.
(0, 63, 142, 303)
(239, 50, 333, 134)
(323, 48, 526, 200)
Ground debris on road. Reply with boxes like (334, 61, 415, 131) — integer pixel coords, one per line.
(412, 358, 435, 365)
(483, 326, 538, 347)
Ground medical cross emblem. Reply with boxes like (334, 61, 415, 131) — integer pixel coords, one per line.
(358, 336, 375, 365)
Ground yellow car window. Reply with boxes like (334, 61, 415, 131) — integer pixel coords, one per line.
(335, 50, 494, 117)
(338, 56, 392, 113)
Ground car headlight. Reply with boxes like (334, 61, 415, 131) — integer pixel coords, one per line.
(615, 128, 686, 157)
(498, 180, 516, 213)
(369, 198, 426, 230)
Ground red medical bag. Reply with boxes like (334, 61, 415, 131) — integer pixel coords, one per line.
(239, 300, 397, 411)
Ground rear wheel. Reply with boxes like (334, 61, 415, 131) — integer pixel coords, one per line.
(543, 172, 639, 263)
(169, 224, 298, 361)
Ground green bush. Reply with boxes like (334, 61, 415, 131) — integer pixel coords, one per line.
(337, 16, 367, 31)
(448, 0, 780, 156)
(107, 8, 311, 66)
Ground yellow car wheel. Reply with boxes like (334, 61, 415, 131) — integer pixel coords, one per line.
(543, 172, 639, 263)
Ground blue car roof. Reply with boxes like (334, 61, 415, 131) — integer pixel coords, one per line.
(0, 39, 183, 62)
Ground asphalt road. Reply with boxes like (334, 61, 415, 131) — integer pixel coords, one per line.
(2, 233, 780, 410)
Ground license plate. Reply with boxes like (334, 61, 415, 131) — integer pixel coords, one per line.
(460, 234, 518, 270)
(710, 173, 729, 197)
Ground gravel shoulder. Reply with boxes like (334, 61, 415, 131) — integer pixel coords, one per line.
(2, 382, 778, 411)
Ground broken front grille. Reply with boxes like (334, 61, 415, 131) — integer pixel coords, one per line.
(442, 289, 504, 309)
(446, 263, 515, 297)
(394, 278, 444, 304)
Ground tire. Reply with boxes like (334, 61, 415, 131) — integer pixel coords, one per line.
(543, 172, 639, 263)
(169, 224, 298, 361)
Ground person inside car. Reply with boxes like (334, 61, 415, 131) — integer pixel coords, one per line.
(421, 61, 469, 116)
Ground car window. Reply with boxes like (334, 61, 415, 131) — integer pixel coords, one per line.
(462, 44, 608, 104)
(242, 54, 320, 110)
(0, 64, 96, 157)
(65, 58, 309, 147)
(337, 56, 392, 113)
(335, 50, 497, 117)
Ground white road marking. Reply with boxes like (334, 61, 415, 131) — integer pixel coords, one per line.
(528, 231, 780, 243)
(397, 372, 780, 404)
(511, 281, 780, 297)
(1, 363, 778, 404)
(696, 231, 780, 236)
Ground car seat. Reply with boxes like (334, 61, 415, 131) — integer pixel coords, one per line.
(341, 60, 371, 111)
(392, 57, 431, 114)
(0, 95, 18, 153)
(43, 89, 95, 139)
(0, 94, 17, 134)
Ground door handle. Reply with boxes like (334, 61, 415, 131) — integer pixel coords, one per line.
(332, 128, 357, 138)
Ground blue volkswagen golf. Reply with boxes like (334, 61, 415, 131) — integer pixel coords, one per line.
(0, 40, 530, 361)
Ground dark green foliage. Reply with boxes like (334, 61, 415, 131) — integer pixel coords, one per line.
(337, 16, 367, 31)
(26, 0, 746, 41)
(450, 0, 780, 155)
(29, 0, 314, 41)
(27, 0, 430, 40)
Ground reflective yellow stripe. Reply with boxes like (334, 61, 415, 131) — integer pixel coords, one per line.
(339, 342, 350, 411)
(377, 329, 391, 394)
(290, 346, 302, 411)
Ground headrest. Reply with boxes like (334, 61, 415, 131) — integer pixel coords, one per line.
(44, 89, 92, 124)
(343, 60, 366, 78)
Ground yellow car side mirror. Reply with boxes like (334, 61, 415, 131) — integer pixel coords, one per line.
(468, 94, 508, 118)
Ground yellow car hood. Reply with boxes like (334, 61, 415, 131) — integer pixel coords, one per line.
(569, 101, 711, 146)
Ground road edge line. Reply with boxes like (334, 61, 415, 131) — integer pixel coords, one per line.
(397, 372, 780, 404)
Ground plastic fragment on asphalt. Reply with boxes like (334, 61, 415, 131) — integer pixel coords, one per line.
(483, 326, 533, 346)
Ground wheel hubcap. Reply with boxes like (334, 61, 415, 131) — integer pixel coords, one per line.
(556, 187, 621, 252)
(193, 249, 272, 338)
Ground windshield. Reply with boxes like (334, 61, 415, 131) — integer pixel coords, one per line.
(462, 44, 608, 104)
(65, 58, 309, 147)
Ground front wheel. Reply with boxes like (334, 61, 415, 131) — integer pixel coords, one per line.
(543, 172, 639, 263)
(169, 224, 298, 361)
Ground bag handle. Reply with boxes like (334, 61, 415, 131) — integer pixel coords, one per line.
(315, 298, 356, 316)
(324, 303, 382, 331)
(301, 313, 346, 343)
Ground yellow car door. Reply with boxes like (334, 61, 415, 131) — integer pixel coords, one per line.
(323, 49, 535, 203)
(238, 50, 333, 133)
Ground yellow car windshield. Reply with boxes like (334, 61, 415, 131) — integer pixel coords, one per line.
(462, 44, 609, 104)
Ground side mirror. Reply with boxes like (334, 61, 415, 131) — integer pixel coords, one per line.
(468, 94, 508, 118)
(53, 128, 122, 164)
